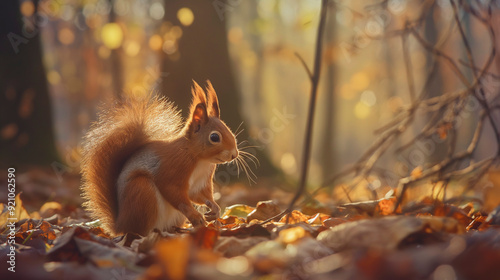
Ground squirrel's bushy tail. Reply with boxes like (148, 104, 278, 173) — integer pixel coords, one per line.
(80, 94, 181, 235)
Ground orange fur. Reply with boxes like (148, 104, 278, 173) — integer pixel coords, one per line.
(81, 81, 237, 236)
(115, 170, 158, 236)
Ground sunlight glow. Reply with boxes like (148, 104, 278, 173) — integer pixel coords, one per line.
(162, 39, 177, 55)
(360, 90, 376, 107)
(124, 41, 140, 57)
(149, 2, 165, 20)
(58, 28, 75, 45)
(354, 101, 371, 119)
(350, 72, 370, 91)
(20, 1, 35, 17)
(101, 23, 123, 49)
(280, 152, 297, 174)
(177, 8, 194, 26)
(47, 70, 61, 85)
(149, 35, 163, 51)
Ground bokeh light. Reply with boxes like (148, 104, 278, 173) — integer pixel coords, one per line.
(124, 40, 140, 57)
(281, 152, 297, 174)
(350, 72, 370, 91)
(354, 101, 371, 119)
(360, 90, 376, 107)
(101, 23, 123, 49)
(149, 34, 162, 51)
(162, 39, 177, 54)
(98, 45, 111, 58)
(149, 2, 165, 20)
(20, 1, 35, 17)
(58, 28, 75, 45)
(177, 7, 194, 26)
(47, 70, 61, 85)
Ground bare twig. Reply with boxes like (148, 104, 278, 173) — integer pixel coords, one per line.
(307, 1, 500, 211)
(263, 0, 329, 223)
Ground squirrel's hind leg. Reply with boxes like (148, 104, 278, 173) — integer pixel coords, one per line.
(115, 170, 158, 236)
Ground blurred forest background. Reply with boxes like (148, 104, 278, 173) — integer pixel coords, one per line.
(1, 0, 500, 201)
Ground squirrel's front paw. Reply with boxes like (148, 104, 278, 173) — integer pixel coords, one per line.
(189, 214, 207, 228)
(204, 210, 219, 221)
(204, 200, 221, 221)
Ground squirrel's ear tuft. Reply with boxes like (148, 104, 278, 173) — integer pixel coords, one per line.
(205, 80, 220, 118)
(190, 80, 207, 107)
(189, 80, 209, 133)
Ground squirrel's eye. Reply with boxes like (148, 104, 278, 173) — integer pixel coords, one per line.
(209, 131, 221, 144)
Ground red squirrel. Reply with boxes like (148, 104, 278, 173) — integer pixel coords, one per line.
(80, 80, 238, 236)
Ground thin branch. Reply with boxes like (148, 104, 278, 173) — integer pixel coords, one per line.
(263, 0, 329, 223)
(294, 52, 313, 80)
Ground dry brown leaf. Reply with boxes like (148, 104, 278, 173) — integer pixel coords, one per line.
(40, 201, 63, 218)
(246, 200, 281, 222)
(317, 216, 461, 251)
(214, 236, 269, 257)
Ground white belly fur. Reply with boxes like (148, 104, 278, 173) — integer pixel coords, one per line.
(154, 159, 214, 230)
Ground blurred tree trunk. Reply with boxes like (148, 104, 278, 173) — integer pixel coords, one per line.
(160, 0, 277, 179)
(108, 0, 123, 100)
(0, 0, 59, 166)
(319, 3, 337, 182)
(423, 3, 446, 165)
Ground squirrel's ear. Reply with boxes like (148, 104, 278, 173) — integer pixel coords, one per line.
(191, 80, 207, 106)
(205, 80, 220, 118)
(189, 80, 208, 133)
(190, 103, 208, 133)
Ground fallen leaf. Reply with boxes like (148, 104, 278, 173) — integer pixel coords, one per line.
(279, 210, 310, 224)
(214, 236, 269, 257)
(191, 227, 218, 249)
(317, 216, 461, 251)
(221, 204, 255, 219)
(154, 237, 190, 280)
(40, 201, 63, 218)
(278, 226, 309, 244)
(246, 200, 281, 222)
(410, 166, 423, 180)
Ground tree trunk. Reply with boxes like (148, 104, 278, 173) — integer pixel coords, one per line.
(319, 3, 337, 182)
(0, 0, 59, 166)
(160, 0, 278, 180)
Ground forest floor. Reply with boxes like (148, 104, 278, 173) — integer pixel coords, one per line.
(1, 168, 500, 280)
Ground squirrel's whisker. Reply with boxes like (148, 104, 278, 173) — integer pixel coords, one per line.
(239, 155, 257, 183)
(235, 128, 245, 138)
(238, 156, 256, 184)
(238, 145, 261, 150)
(234, 121, 244, 136)
(239, 150, 259, 162)
(234, 158, 241, 178)
(239, 151, 259, 168)
(237, 140, 249, 146)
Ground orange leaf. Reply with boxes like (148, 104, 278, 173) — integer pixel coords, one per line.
(191, 227, 219, 249)
(376, 198, 401, 215)
(410, 166, 423, 180)
(155, 237, 190, 280)
(279, 210, 310, 224)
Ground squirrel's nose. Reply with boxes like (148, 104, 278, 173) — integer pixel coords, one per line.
(231, 149, 238, 160)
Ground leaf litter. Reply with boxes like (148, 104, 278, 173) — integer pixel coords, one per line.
(1, 169, 500, 279)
